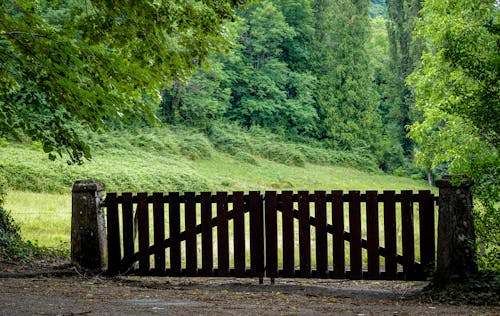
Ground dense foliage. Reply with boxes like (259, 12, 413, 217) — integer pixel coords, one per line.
(0, 0, 246, 162)
(160, 0, 404, 171)
(385, 0, 422, 157)
(409, 0, 499, 269)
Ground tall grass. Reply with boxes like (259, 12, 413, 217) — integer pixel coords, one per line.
(4, 191, 71, 249)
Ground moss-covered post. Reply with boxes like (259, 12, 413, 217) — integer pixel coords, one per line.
(71, 180, 106, 273)
(435, 175, 477, 284)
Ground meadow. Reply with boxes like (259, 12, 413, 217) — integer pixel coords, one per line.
(2, 125, 433, 258)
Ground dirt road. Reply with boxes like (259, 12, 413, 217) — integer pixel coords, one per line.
(0, 274, 498, 316)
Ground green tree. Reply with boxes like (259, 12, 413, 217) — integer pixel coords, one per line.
(386, 0, 423, 157)
(226, 0, 319, 137)
(0, 0, 245, 162)
(312, 0, 382, 156)
(276, 0, 315, 72)
(368, 16, 406, 172)
(408, 0, 499, 268)
(159, 58, 231, 129)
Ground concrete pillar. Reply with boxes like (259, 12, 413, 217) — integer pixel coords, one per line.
(435, 175, 478, 284)
(71, 180, 106, 273)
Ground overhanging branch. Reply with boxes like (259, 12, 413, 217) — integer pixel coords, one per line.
(0, 31, 60, 43)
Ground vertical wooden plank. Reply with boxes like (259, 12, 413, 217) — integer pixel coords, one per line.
(401, 190, 415, 279)
(281, 191, 295, 277)
(153, 192, 165, 275)
(265, 191, 278, 279)
(383, 191, 397, 279)
(315, 191, 328, 278)
(169, 192, 181, 276)
(121, 193, 134, 269)
(349, 191, 362, 280)
(232, 192, 246, 277)
(249, 191, 264, 279)
(418, 190, 435, 278)
(185, 192, 197, 276)
(137, 192, 150, 274)
(217, 192, 229, 277)
(201, 192, 213, 276)
(332, 190, 345, 278)
(298, 191, 311, 278)
(106, 193, 121, 275)
(366, 191, 380, 279)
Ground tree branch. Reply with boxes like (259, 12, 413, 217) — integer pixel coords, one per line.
(0, 31, 60, 43)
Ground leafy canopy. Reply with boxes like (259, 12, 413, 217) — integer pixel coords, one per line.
(0, 0, 245, 162)
(408, 0, 499, 268)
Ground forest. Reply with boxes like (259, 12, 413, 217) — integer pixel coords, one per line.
(0, 0, 498, 269)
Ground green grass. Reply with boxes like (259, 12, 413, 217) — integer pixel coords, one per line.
(4, 191, 71, 249)
(1, 125, 433, 255)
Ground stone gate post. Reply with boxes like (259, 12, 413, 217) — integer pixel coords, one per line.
(435, 175, 478, 284)
(71, 180, 106, 273)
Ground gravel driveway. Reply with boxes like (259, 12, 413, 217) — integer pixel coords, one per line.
(1, 274, 498, 315)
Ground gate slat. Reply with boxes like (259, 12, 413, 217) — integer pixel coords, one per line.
(383, 191, 397, 279)
(137, 192, 150, 274)
(281, 191, 295, 277)
(217, 192, 229, 277)
(366, 191, 380, 279)
(249, 191, 264, 279)
(298, 191, 311, 278)
(315, 191, 328, 278)
(265, 191, 278, 279)
(153, 193, 165, 275)
(233, 192, 246, 277)
(169, 192, 181, 276)
(201, 192, 213, 276)
(185, 192, 197, 276)
(401, 190, 415, 279)
(106, 193, 121, 275)
(419, 190, 435, 278)
(103, 189, 434, 281)
(349, 191, 362, 280)
(332, 190, 345, 278)
(122, 192, 134, 271)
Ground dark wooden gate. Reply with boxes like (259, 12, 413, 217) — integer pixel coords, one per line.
(105, 190, 437, 280)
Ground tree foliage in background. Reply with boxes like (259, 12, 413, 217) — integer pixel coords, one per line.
(408, 0, 499, 269)
(312, 0, 383, 157)
(1, 0, 409, 172)
(159, 0, 402, 167)
(227, 0, 318, 137)
(386, 0, 422, 157)
(0, 0, 246, 162)
(161, 0, 319, 139)
(159, 58, 232, 129)
(367, 16, 406, 172)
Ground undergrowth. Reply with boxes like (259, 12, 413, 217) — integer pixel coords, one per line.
(207, 123, 379, 171)
(420, 271, 500, 306)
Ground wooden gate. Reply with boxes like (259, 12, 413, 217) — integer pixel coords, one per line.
(104, 190, 437, 280)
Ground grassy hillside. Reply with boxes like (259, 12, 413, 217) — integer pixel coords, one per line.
(1, 125, 432, 248)
(1, 124, 427, 194)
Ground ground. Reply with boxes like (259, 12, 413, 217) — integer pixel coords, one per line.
(0, 261, 499, 316)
